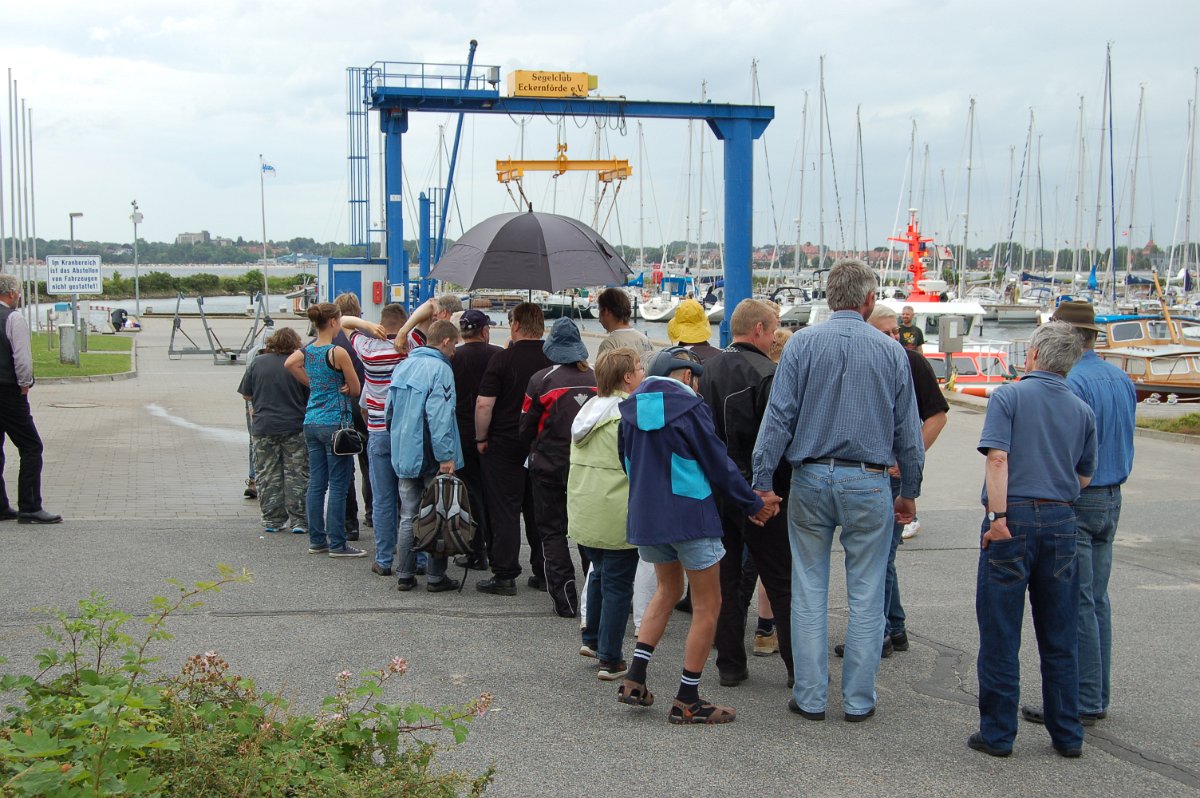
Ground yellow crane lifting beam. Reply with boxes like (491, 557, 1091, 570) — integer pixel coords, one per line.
(496, 143, 631, 184)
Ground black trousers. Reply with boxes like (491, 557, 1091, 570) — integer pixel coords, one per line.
(714, 496, 794, 680)
(344, 412, 372, 526)
(531, 476, 578, 617)
(0, 387, 44, 513)
(458, 445, 490, 565)
(480, 440, 542, 581)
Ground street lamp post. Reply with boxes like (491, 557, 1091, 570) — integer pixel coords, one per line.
(130, 200, 143, 316)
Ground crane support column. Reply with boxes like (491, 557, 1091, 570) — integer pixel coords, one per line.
(711, 117, 766, 346)
(383, 109, 409, 301)
(418, 193, 433, 306)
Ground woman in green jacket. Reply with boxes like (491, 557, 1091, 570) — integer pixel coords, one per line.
(568, 348, 645, 681)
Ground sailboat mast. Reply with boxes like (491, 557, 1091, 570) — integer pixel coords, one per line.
(1091, 44, 1111, 279)
(1037, 135, 1046, 275)
(593, 120, 603, 229)
(1126, 85, 1145, 277)
(1005, 144, 1014, 278)
(960, 98, 975, 299)
(919, 144, 930, 224)
(907, 120, 917, 213)
(697, 80, 706, 272)
(818, 55, 825, 270)
(1073, 97, 1086, 274)
(638, 121, 645, 270)
(1186, 68, 1200, 281)
(852, 105, 861, 254)
(1107, 46, 1119, 302)
(683, 119, 692, 272)
(797, 91, 808, 272)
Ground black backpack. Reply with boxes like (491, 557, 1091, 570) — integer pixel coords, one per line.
(413, 474, 478, 561)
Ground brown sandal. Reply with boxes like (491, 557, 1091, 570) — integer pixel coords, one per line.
(668, 698, 736, 725)
(617, 679, 655, 707)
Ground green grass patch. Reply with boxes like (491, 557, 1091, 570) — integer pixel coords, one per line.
(33, 331, 133, 352)
(1137, 412, 1200, 436)
(32, 341, 132, 378)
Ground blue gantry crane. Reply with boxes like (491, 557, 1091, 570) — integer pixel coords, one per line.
(341, 42, 773, 344)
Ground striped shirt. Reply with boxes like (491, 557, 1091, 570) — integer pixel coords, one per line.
(751, 310, 925, 498)
(350, 329, 422, 432)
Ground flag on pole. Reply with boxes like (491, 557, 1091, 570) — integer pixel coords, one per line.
(262, 162, 277, 175)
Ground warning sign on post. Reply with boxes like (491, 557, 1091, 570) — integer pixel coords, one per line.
(47, 256, 103, 295)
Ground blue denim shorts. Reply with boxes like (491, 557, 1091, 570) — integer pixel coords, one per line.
(638, 537, 725, 571)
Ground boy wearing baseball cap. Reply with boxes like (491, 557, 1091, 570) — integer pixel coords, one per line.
(616, 347, 779, 724)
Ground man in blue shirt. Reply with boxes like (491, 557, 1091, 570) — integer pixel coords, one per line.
(970, 321, 1097, 759)
(1020, 301, 1137, 732)
(752, 259, 924, 723)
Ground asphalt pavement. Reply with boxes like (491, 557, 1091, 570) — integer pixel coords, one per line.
(2, 315, 1198, 797)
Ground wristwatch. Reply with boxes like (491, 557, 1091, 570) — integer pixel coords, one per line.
(987, 511, 1007, 523)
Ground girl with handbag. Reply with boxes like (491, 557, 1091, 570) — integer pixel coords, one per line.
(286, 303, 365, 558)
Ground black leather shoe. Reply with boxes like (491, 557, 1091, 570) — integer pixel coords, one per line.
(477, 577, 516, 596)
(0, 507, 18, 521)
(968, 731, 1012, 758)
(834, 637, 893, 659)
(18, 510, 62, 524)
(890, 631, 909, 651)
(719, 668, 749, 687)
(787, 698, 825, 721)
(527, 575, 547, 591)
(426, 577, 461, 593)
(844, 706, 876, 723)
(1021, 704, 1103, 727)
(1054, 744, 1083, 758)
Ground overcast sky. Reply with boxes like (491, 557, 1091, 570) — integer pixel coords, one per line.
(3, 0, 1199, 259)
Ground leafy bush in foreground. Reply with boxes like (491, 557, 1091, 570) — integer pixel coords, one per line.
(0, 566, 494, 797)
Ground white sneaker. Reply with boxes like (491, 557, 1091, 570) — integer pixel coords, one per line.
(901, 519, 921, 540)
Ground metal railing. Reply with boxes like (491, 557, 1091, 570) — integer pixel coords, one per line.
(365, 61, 500, 93)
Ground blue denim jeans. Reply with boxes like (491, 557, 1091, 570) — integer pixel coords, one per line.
(579, 546, 640, 664)
(304, 424, 352, 551)
(883, 476, 906, 637)
(367, 431, 399, 570)
(975, 500, 1082, 752)
(396, 474, 449, 582)
(788, 462, 892, 716)
(1074, 485, 1121, 716)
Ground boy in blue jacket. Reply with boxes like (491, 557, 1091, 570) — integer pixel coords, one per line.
(386, 319, 464, 593)
(616, 347, 779, 724)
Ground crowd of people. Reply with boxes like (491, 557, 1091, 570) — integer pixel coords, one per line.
(233, 262, 1135, 749)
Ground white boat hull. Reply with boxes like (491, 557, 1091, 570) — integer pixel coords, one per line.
(637, 296, 679, 322)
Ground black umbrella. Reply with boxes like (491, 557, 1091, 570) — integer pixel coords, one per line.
(429, 210, 631, 291)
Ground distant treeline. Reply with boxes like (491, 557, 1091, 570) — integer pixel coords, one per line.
(0, 236, 407, 265)
(20, 270, 314, 300)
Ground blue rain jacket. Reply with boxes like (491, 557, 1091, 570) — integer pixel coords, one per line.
(386, 346, 464, 478)
(617, 376, 763, 546)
